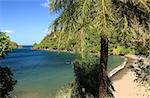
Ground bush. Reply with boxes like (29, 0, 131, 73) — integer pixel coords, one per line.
(112, 46, 133, 56)
(0, 66, 17, 98)
(129, 60, 150, 90)
(73, 54, 100, 97)
(55, 82, 75, 98)
(134, 42, 149, 56)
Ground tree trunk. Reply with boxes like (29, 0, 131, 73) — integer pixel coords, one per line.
(99, 34, 108, 98)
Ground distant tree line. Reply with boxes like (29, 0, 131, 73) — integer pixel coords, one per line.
(34, 27, 150, 57)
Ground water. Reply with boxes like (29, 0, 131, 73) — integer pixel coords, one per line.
(0, 46, 124, 98)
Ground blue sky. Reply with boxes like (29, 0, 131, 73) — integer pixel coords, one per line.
(0, 0, 60, 45)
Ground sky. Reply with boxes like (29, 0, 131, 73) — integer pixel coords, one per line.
(0, 0, 60, 45)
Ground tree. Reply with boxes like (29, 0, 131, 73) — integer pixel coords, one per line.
(49, 0, 150, 97)
(0, 32, 20, 57)
(0, 66, 17, 98)
(0, 32, 11, 57)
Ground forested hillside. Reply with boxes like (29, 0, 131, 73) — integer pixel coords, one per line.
(34, 29, 150, 56)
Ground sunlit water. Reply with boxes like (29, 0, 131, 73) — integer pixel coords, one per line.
(0, 46, 124, 98)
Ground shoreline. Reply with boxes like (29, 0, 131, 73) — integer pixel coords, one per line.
(109, 54, 142, 78)
(34, 48, 128, 76)
(111, 55, 150, 98)
(13, 48, 150, 98)
(33, 48, 150, 97)
(32, 48, 75, 54)
(33, 48, 129, 78)
(108, 56, 127, 77)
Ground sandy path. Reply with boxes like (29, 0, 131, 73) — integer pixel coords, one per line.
(111, 60, 150, 98)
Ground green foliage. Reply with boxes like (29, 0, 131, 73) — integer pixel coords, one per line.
(55, 81, 77, 98)
(33, 0, 150, 97)
(33, 31, 101, 54)
(0, 32, 20, 57)
(0, 32, 11, 57)
(73, 54, 100, 97)
(134, 42, 149, 56)
(111, 46, 134, 56)
(0, 66, 17, 98)
(130, 60, 150, 90)
(32, 0, 150, 57)
(9, 41, 21, 49)
(35, 31, 150, 56)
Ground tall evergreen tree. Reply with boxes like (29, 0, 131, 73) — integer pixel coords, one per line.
(49, 0, 150, 97)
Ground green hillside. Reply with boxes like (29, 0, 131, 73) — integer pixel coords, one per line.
(33, 30, 150, 56)
(0, 32, 21, 57)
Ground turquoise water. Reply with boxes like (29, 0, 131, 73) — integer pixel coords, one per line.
(0, 46, 124, 98)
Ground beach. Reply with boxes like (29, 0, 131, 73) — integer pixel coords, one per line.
(111, 56, 150, 98)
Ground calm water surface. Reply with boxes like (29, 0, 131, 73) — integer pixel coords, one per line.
(0, 46, 124, 98)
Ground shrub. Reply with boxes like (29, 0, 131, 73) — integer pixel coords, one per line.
(129, 60, 150, 90)
(0, 66, 17, 98)
(55, 82, 75, 98)
(73, 54, 100, 97)
(112, 46, 133, 56)
(134, 42, 149, 56)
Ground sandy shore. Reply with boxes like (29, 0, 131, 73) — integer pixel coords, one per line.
(111, 58, 150, 98)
